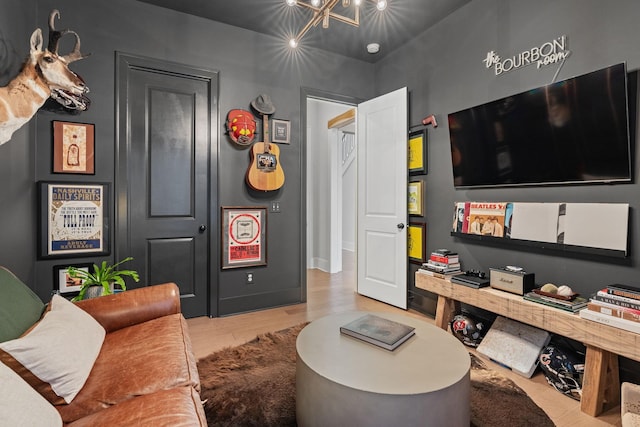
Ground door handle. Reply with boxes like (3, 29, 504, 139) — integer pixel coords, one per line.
(397, 223, 405, 230)
(199, 225, 207, 233)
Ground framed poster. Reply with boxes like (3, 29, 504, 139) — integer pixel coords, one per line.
(54, 263, 92, 294)
(52, 121, 95, 174)
(39, 182, 110, 259)
(221, 206, 267, 269)
(408, 180, 424, 216)
(271, 119, 290, 144)
(408, 129, 427, 175)
(408, 222, 426, 264)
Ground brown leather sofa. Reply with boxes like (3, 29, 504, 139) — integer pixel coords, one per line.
(0, 266, 206, 426)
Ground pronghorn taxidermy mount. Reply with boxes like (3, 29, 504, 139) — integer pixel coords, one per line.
(0, 9, 90, 146)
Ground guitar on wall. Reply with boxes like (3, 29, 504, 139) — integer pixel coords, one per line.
(246, 113, 285, 191)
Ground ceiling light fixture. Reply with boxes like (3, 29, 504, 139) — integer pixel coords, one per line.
(286, 0, 388, 48)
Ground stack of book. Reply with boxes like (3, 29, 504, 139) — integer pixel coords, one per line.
(419, 249, 462, 280)
(523, 291, 587, 313)
(579, 284, 640, 333)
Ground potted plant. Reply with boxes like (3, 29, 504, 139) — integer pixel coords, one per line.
(67, 257, 140, 301)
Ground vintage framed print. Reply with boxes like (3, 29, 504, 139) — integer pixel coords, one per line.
(39, 182, 110, 259)
(408, 129, 427, 175)
(271, 119, 290, 144)
(221, 206, 267, 269)
(54, 263, 93, 294)
(407, 222, 426, 264)
(408, 180, 424, 216)
(53, 121, 95, 174)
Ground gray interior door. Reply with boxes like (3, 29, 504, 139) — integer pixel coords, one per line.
(116, 53, 218, 318)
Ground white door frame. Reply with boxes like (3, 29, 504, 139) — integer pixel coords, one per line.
(301, 88, 361, 301)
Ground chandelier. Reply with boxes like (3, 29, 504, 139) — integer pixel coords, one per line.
(286, 0, 388, 48)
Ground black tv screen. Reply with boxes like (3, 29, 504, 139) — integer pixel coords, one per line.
(447, 63, 632, 188)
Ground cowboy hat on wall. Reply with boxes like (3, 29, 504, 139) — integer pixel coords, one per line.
(251, 94, 276, 115)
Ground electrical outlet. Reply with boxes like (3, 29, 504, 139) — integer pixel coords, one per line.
(246, 272, 254, 284)
(270, 201, 281, 213)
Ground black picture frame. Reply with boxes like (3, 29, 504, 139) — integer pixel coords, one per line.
(53, 263, 93, 295)
(221, 206, 267, 269)
(408, 222, 427, 264)
(38, 182, 110, 259)
(408, 129, 427, 175)
(271, 119, 291, 144)
(52, 121, 95, 175)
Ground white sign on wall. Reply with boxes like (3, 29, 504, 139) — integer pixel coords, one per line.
(483, 35, 570, 76)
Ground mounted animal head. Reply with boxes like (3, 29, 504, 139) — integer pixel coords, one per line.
(0, 9, 90, 145)
(34, 9, 90, 110)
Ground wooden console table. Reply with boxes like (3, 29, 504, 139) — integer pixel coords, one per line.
(415, 271, 640, 417)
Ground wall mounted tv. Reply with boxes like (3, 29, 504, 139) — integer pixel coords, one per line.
(447, 63, 632, 188)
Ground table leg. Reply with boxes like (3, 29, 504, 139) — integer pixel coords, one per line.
(580, 345, 620, 416)
(434, 296, 460, 330)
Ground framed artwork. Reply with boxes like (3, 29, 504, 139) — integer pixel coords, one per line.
(408, 222, 426, 264)
(53, 121, 95, 174)
(39, 182, 110, 259)
(54, 263, 92, 294)
(221, 206, 267, 269)
(408, 129, 427, 175)
(408, 180, 424, 216)
(271, 119, 290, 144)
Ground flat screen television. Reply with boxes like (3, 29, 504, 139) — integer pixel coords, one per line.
(447, 63, 632, 188)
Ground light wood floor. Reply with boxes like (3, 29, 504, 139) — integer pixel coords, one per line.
(186, 258, 622, 427)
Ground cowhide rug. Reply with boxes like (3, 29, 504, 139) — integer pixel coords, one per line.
(197, 323, 555, 427)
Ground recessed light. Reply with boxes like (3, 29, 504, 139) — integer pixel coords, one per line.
(367, 43, 380, 54)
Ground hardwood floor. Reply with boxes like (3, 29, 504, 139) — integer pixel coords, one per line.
(186, 256, 622, 427)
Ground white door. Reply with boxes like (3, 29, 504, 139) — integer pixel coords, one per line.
(357, 87, 408, 309)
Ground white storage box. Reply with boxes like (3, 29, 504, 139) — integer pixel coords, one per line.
(477, 316, 551, 378)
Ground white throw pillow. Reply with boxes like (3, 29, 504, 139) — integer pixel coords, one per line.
(0, 361, 63, 426)
(0, 294, 105, 404)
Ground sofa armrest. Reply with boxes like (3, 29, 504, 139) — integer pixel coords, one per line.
(74, 283, 181, 332)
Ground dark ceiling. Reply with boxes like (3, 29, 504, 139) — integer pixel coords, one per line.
(135, 0, 471, 62)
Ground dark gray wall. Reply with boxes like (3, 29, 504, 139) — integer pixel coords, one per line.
(376, 0, 640, 382)
(0, 0, 375, 314)
(375, 0, 640, 303)
(0, 0, 37, 286)
(4, 0, 639, 318)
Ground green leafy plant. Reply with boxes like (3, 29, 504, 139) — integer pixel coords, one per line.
(67, 257, 140, 302)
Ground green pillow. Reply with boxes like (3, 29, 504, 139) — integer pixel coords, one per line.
(0, 267, 45, 342)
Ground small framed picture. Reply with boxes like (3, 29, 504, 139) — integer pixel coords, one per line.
(221, 206, 267, 269)
(271, 119, 290, 144)
(408, 222, 426, 264)
(38, 182, 110, 259)
(408, 180, 424, 216)
(408, 129, 427, 175)
(54, 263, 92, 294)
(53, 121, 95, 174)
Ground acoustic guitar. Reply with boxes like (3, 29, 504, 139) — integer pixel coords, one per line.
(246, 113, 285, 191)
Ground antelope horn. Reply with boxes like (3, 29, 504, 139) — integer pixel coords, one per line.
(61, 31, 90, 63)
(47, 9, 64, 54)
(47, 9, 90, 62)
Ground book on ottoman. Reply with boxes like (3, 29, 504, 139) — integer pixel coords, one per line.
(476, 316, 550, 378)
(340, 314, 415, 351)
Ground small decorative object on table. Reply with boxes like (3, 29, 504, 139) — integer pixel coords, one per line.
(524, 291, 587, 313)
(340, 314, 415, 351)
(66, 257, 139, 301)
